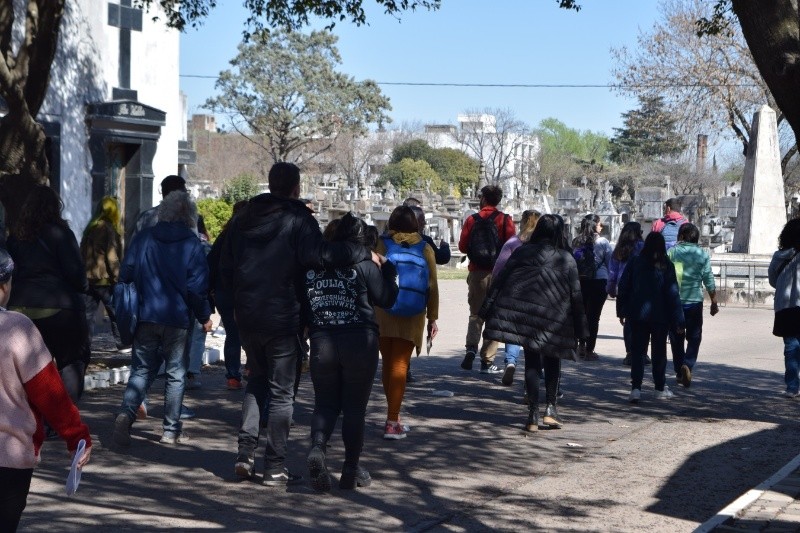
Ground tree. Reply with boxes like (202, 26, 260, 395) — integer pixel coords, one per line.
(205, 30, 391, 166)
(453, 108, 532, 184)
(611, 0, 798, 178)
(196, 198, 233, 241)
(221, 173, 260, 204)
(391, 139, 434, 163)
(534, 118, 609, 192)
(378, 158, 442, 195)
(390, 139, 479, 195)
(609, 96, 686, 164)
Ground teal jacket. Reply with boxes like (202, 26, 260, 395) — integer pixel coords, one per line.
(667, 242, 715, 304)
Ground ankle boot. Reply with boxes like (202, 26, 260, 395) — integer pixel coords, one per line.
(543, 403, 562, 429)
(340, 463, 371, 490)
(307, 438, 330, 492)
(525, 407, 539, 432)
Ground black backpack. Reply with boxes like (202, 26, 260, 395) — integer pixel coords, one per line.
(573, 242, 597, 280)
(467, 211, 506, 269)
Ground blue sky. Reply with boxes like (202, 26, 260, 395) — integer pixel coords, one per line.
(179, 0, 661, 137)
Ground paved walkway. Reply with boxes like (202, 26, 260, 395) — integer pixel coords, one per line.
(17, 280, 800, 532)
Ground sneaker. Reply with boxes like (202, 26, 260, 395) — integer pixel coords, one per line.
(234, 454, 255, 479)
(136, 403, 148, 420)
(112, 413, 132, 447)
(480, 362, 503, 374)
(582, 351, 599, 361)
(117, 345, 132, 354)
(501, 363, 516, 386)
(383, 420, 407, 440)
(784, 390, 799, 398)
(160, 432, 191, 445)
(339, 464, 371, 490)
(263, 468, 303, 487)
(307, 445, 331, 492)
(629, 389, 641, 403)
(622, 354, 631, 366)
(460, 351, 476, 370)
(226, 378, 243, 390)
(680, 364, 692, 388)
(180, 405, 196, 419)
(186, 374, 202, 390)
(654, 386, 675, 400)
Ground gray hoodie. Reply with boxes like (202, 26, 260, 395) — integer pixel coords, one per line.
(768, 248, 800, 312)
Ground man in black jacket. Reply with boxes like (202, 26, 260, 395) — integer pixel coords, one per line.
(221, 162, 373, 487)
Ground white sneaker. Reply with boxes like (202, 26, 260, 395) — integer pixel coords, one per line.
(629, 389, 641, 403)
(654, 386, 674, 400)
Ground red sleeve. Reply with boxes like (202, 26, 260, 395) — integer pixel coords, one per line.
(458, 215, 475, 253)
(24, 362, 92, 452)
(500, 214, 516, 245)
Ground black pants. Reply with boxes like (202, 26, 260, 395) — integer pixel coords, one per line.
(310, 329, 379, 468)
(524, 348, 561, 409)
(630, 320, 668, 391)
(580, 279, 608, 352)
(31, 309, 90, 403)
(85, 285, 123, 347)
(0, 467, 33, 533)
(238, 333, 301, 474)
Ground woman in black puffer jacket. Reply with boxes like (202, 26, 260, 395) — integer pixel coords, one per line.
(480, 215, 588, 432)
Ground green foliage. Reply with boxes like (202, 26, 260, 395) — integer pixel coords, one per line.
(533, 118, 610, 191)
(390, 140, 479, 196)
(379, 158, 443, 194)
(221, 173, 260, 204)
(196, 198, 233, 242)
(205, 30, 391, 164)
(609, 96, 686, 164)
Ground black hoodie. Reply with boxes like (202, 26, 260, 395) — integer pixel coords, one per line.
(220, 193, 370, 336)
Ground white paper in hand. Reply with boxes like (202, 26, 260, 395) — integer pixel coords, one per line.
(65, 439, 86, 496)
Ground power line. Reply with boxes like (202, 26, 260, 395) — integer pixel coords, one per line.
(179, 74, 760, 89)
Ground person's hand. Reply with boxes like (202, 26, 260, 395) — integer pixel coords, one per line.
(370, 251, 385, 267)
(619, 317, 625, 326)
(710, 302, 719, 316)
(203, 319, 213, 333)
(427, 320, 439, 340)
(72, 446, 91, 469)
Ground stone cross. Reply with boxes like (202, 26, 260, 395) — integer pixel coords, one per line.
(108, 0, 142, 92)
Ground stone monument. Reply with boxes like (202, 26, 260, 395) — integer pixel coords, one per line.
(732, 105, 787, 254)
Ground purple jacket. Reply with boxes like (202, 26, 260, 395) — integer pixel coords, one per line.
(606, 240, 644, 297)
(492, 235, 523, 278)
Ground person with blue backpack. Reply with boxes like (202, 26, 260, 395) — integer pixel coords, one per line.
(375, 206, 439, 440)
(652, 198, 688, 250)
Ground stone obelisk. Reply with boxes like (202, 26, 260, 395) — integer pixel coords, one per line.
(732, 105, 787, 255)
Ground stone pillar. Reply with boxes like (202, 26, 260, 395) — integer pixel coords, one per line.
(732, 105, 786, 254)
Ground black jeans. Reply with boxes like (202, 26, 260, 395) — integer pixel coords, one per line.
(85, 285, 123, 347)
(524, 348, 561, 409)
(31, 309, 90, 403)
(310, 329, 379, 468)
(0, 467, 33, 533)
(630, 320, 668, 391)
(238, 332, 301, 474)
(580, 279, 608, 353)
(214, 291, 242, 380)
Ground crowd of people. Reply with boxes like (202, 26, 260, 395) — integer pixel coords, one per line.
(6, 162, 800, 527)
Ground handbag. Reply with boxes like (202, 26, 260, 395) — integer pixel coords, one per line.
(113, 280, 138, 347)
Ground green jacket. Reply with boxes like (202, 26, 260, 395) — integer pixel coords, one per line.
(667, 242, 715, 304)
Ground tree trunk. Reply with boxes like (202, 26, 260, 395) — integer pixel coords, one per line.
(733, 1, 800, 147)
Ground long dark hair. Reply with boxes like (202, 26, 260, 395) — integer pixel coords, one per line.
(12, 185, 70, 241)
(640, 231, 669, 269)
(779, 218, 800, 251)
(573, 214, 599, 248)
(333, 212, 367, 246)
(529, 214, 559, 247)
(613, 221, 643, 262)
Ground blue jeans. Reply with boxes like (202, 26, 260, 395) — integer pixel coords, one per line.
(119, 323, 188, 435)
(783, 336, 800, 394)
(188, 320, 206, 375)
(238, 332, 300, 473)
(630, 320, 668, 391)
(216, 291, 242, 380)
(669, 302, 703, 376)
(504, 344, 520, 366)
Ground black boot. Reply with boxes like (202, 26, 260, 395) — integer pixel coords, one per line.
(543, 403, 562, 429)
(340, 463, 371, 490)
(525, 407, 539, 432)
(307, 438, 331, 492)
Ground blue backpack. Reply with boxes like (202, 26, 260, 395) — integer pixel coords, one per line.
(382, 237, 429, 316)
(660, 216, 686, 250)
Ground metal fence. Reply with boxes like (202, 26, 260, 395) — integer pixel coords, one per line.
(711, 259, 773, 308)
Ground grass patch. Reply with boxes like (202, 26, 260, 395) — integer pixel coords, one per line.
(436, 268, 469, 280)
